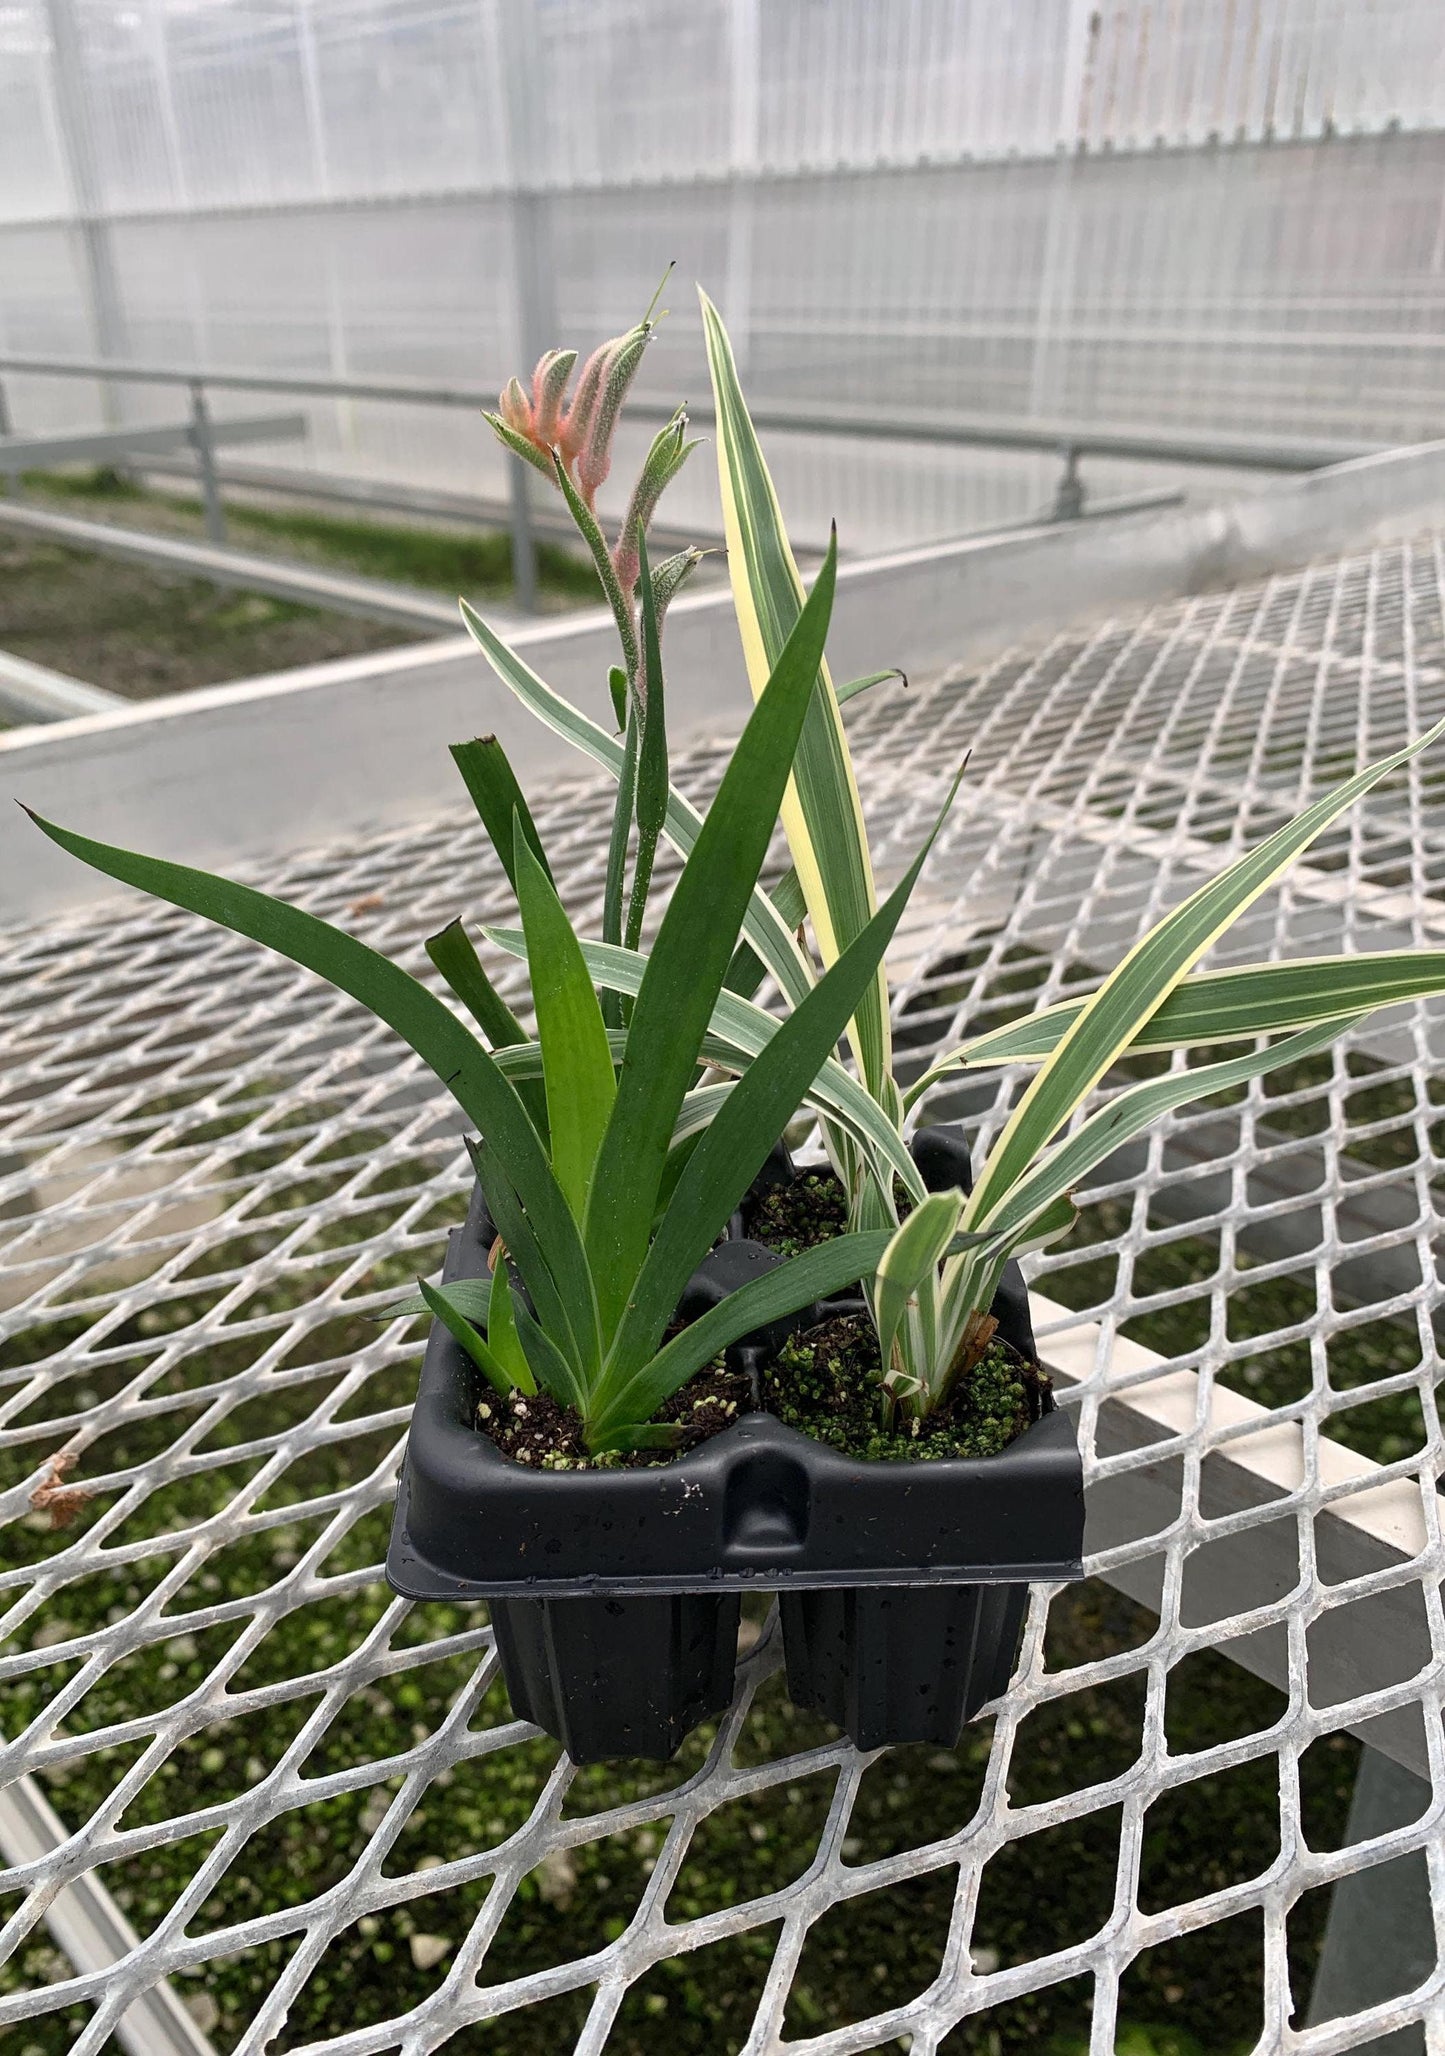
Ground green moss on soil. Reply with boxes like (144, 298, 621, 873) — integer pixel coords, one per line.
(23, 465, 598, 601)
(764, 1316, 1035, 1460)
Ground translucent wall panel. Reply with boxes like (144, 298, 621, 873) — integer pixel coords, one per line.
(109, 196, 516, 377)
(0, 2, 70, 219)
(307, 0, 508, 200)
(74, 0, 183, 214)
(1077, 0, 1445, 148)
(0, 225, 98, 356)
(756, 0, 1080, 170)
(6, 0, 1445, 235)
(532, 0, 734, 186)
(164, 0, 319, 207)
(2, 0, 1443, 567)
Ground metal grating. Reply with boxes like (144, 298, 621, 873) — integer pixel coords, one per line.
(3, 534, 1445, 2052)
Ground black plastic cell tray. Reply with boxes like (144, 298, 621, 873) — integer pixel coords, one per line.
(386, 1182, 1084, 1605)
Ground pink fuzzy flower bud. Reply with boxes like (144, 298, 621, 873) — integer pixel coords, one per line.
(577, 325, 652, 506)
(558, 340, 612, 465)
(530, 348, 577, 448)
(499, 376, 533, 438)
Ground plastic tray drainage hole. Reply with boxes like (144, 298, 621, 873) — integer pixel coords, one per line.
(723, 1454, 811, 1556)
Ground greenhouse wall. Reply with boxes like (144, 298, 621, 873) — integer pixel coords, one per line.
(2, 0, 1443, 551)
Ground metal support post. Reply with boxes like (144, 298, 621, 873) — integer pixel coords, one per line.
(1052, 443, 1085, 521)
(0, 377, 13, 495)
(188, 382, 226, 543)
(506, 450, 539, 614)
(44, 0, 128, 418)
(1305, 1745, 1433, 2053)
(497, 0, 554, 616)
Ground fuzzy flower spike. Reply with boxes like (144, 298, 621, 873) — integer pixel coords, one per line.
(482, 267, 703, 670)
(485, 266, 674, 499)
(486, 324, 653, 508)
(613, 406, 702, 594)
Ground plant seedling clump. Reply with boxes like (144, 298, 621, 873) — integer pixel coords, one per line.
(744, 1168, 1040, 1461)
(760, 1316, 1041, 1462)
(29, 276, 1445, 1475)
(480, 1359, 749, 1469)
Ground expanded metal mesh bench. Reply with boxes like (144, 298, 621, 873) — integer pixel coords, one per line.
(3, 534, 1443, 2053)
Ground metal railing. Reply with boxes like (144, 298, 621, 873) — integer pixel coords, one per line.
(0, 399, 307, 544)
(0, 350, 1383, 619)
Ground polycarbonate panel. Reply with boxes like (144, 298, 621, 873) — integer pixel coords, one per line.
(6, 0, 1445, 236)
(0, 226, 102, 361)
(159, 0, 320, 209)
(0, 0, 70, 221)
(305, 0, 509, 201)
(1076, 0, 1445, 148)
(756, 0, 1079, 170)
(72, 0, 185, 215)
(3, 2, 1445, 575)
(531, 0, 733, 187)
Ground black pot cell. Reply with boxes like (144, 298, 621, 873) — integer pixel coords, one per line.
(489, 1590, 741, 1764)
(781, 1581, 1030, 1751)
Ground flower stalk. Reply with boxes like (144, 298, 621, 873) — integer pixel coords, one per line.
(482, 270, 701, 976)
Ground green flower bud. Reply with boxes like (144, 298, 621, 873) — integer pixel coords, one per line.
(649, 545, 705, 632)
(613, 408, 697, 591)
